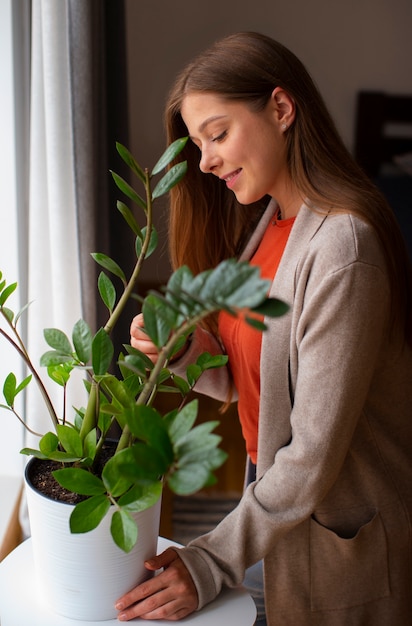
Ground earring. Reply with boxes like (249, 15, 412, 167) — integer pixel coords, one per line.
(281, 123, 288, 131)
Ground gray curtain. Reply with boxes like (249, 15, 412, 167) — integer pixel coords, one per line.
(68, 0, 132, 341)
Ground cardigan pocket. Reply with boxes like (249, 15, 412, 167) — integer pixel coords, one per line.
(309, 510, 390, 611)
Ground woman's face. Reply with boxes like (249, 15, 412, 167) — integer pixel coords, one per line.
(181, 90, 296, 208)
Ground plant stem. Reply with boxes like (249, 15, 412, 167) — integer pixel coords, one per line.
(0, 327, 59, 428)
(104, 170, 153, 336)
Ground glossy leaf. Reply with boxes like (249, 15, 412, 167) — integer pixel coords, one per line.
(47, 364, 72, 386)
(167, 400, 198, 444)
(2, 373, 16, 406)
(142, 294, 177, 348)
(152, 137, 188, 175)
(167, 463, 211, 495)
(56, 425, 83, 457)
(116, 142, 146, 183)
(98, 272, 116, 312)
(39, 431, 59, 455)
(118, 481, 162, 511)
(0, 282, 17, 306)
(72, 319, 92, 364)
(152, 161, 187, 199)
(111, 509, 138, 552)
(102, 453, 134, 498)
(69, 495, 111, 533)
(92, 328, 114, 376)
(125, 405, 174, 466)
(110, 171, 147, 211)
(91, 253, 126, 284)
(53, 467, 106, 495)
(117, 201, 142, 237)
(40, 351, 74, 367)
(251, 297, 290, 317)
(135, 226, 158, 259)
(43, 328, 72, 355)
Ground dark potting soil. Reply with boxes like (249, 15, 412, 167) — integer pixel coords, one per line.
(27, 444, 115, 505)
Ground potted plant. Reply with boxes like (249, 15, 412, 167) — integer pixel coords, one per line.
(0, 138, 287, 620)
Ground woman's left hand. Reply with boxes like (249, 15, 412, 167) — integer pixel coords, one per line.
(115, 547, 198, 621)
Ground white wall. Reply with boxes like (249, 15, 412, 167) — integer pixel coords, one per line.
(126, 0, 412, 280)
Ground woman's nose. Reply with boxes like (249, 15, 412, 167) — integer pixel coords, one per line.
(199, 146, 220, 174)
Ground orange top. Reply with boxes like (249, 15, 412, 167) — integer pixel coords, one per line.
(218, 214, 295, 464)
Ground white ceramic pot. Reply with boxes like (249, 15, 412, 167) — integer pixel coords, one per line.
(24, 459, 162, 621)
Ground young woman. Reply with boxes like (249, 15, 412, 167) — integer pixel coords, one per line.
(117, 32, 412, 625)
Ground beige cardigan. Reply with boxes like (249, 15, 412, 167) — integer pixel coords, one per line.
(173, 202, 412, 625)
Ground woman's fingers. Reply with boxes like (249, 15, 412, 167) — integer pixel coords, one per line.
(129, 313, 159, 363)
(116, 548, 198, 621)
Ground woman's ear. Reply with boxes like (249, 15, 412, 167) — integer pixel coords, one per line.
(270, 87, 296, 130)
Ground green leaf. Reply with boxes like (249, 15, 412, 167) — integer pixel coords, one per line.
(47, 364, 72, 386)
(115, 142, 146, 183)
(39, 431, 59, 455)
(152, 137, 189, 175)
(72, 319, 92, 364)
(110, 171, 147, 211)
(15, 374, 32, 395)
(83, 428, 97, 460)
(245, 317, 267, 331)
(251, 297, 289, 317)
(118, 481, 162, 511)
(98, 272, 116, 312)
(56, 424, 83, 457)
(111, 509, 138, 552)
(171, 375, 190, 397)
(102, 453, 134, 498)
(91, 253, 126, 284)
(40, 351, 74, 367)
(142, 294, 177, 348)
(98, 374, 135, 409)
(186, 364, 202, 387)
(20, 447, 48, 460)
(125, 405, 174, 466)
(69, 495, 111, 533)
(167, 463, 211, 495)
(3, 373, 16, 406)
(174, 420, 220, 457)
(123, 349, 154, 377)
(0, 282, 17, 306)
(196, 352, 228, 371)
(1, 307, 14, 323)
(135, 226, 158, 259)
(3, 372, 32, 408)
(120, 442, 169, 482)
(43, 328, 72, 355)
(152, 161, 187, 199)
(92, 328, 114, 376)
(53, 467, 106, 495)
(117, 201, 142, 237)
(167, 400, 198, 443)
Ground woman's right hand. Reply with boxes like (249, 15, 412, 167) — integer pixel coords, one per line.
(130, 313, 160, 364)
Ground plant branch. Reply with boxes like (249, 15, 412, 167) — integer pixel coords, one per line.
(0, 327, 59, 428)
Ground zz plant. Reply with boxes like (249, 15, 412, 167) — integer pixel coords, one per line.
(0, 138, 287, 552)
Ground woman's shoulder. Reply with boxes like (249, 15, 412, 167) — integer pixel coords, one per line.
(307, 210, 385, 269)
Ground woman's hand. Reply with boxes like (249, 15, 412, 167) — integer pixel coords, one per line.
(130, 313, 160, 363)
(115, 548, 198, 621)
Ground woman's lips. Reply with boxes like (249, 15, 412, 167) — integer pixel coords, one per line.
(221, 168, 242, 189)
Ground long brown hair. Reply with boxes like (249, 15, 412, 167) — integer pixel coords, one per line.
(165, 31, 412, 344)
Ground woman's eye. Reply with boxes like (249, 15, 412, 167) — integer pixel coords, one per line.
(212, 130, 227, 142)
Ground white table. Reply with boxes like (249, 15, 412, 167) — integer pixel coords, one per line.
(0, 537, 256, 625)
